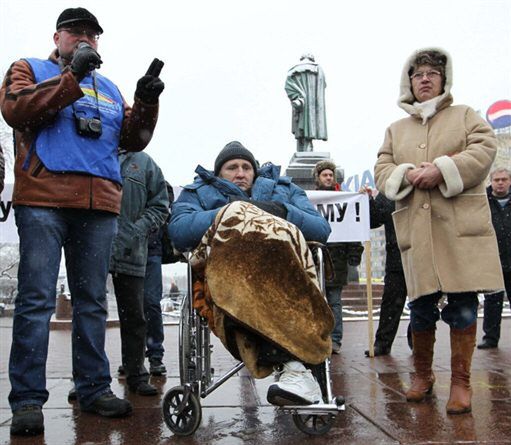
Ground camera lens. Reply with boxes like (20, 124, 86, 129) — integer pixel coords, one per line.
(88, 119, 101, 132)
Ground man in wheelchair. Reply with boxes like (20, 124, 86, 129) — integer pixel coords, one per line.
(169, 141, 334, 406)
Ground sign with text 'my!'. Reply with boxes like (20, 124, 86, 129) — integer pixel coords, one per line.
(306, 191, 370, 242)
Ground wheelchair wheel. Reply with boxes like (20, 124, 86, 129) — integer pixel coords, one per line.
(292, 412, 335, 435)
(162, 386, 202, 436)
(179, 294, 194, 385)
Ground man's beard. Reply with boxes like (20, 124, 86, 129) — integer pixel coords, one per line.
(318, 184, 336, 191)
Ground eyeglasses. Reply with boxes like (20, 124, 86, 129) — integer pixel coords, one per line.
(410, 70, 441, 81)
(60, 27, 100, 41)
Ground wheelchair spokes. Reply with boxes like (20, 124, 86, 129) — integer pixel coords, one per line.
(162, 385, 201, 437)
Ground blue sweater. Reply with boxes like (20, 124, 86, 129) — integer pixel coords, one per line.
(169, 164, 331, 251)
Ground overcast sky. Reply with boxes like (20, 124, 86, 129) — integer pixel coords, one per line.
(1, 0, 510, 188)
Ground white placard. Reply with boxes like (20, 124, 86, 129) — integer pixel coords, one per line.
(306, 190, 370, 242)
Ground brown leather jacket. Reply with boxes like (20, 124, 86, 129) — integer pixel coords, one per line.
(0, 51, 159, 215)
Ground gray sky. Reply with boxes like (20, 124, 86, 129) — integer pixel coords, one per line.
(1, 0, 510, 188)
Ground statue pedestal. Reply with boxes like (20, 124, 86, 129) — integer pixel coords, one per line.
(285, 151, 343, 190)
(55, 292, 72, 320)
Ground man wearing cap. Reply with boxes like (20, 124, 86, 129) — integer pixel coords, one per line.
(0, 7, 164, 436)
(169, 141, 333, 406)
(313, 161, 364, 354)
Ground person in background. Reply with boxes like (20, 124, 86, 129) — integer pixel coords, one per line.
(144, 182, 174, 375)
(361, 188, 408, 357)
(110, 151, 168, 396)
(477, 167, 511, 349)
(374, 48, 503, 414)
(313, 160, 363, 354)
(0, 7, 164, 436)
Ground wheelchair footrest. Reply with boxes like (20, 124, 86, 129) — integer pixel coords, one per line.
(278, 399, 345, 415)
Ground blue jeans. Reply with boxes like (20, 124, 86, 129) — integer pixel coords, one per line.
(9, 206, 117, 411)
(326, 286, 343, 344)
(144, 255, 164, 360)
(409, 291, 479, 332)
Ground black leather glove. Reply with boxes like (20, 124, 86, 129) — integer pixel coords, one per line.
(228, 196, 250, 203)
(228, 196, 287, 219)
(135, 58, 165, 104)
(70, 43, 102, 81)
(251, 201, 287, 219)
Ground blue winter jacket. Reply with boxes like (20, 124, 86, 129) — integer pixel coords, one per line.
(169, 164, 331, 251)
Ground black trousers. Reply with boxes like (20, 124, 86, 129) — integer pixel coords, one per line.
(112, 273, 149, 387)
(482, 269, 511, 345)
(374, 270, 408, 349)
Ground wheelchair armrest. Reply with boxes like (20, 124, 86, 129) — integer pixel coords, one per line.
(307, 242, 334, 283)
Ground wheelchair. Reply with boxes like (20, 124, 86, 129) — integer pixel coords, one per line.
(162, 244, 345, 436)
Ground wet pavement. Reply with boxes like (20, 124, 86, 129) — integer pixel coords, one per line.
(0, 316, 510, 444)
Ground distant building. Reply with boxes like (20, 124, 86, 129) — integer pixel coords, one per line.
(494, 132, 511, 169)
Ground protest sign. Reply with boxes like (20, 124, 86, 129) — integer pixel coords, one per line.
(306, 190, 370, 242)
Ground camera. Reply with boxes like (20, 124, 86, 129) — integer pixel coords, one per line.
(75, 116, 102, 139)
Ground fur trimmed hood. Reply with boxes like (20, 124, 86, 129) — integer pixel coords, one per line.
(398, 47, 453, 124)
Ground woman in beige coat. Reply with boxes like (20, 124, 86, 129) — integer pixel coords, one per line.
(374, 48, 504, 415)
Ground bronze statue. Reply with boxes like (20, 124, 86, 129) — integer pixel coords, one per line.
(285, 54, 327, 152)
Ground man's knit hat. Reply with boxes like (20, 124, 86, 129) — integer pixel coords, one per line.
(214, 141, 258, 176)
(313, 160, 337, 183)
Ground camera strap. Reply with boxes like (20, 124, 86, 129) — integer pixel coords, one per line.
(71, 71, 101, 121)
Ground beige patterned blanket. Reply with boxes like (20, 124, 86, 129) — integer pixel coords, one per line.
(190, 201, 333, 378)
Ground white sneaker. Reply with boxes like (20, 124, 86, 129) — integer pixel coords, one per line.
(266, 361, 322, 406)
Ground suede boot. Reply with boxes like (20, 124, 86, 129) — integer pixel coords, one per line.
(446, 323, 476, 414)
(406, 329, 436, 402)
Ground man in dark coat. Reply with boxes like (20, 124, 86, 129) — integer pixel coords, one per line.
(313, 161, 363, 354)
(110, 151, 169, 396)
(143, 182, 174, 375)
(363, 189, 408, 356)
(478, 167, 511, 349)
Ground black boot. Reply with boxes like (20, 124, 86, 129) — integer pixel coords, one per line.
(68, 387, 77, 402)
(10, 405, 44, 436)
(81, 392, 132, 417)
(149, 358, 167, 376)
(364, 343, 391, 357)
(129, 381, 158, 396)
